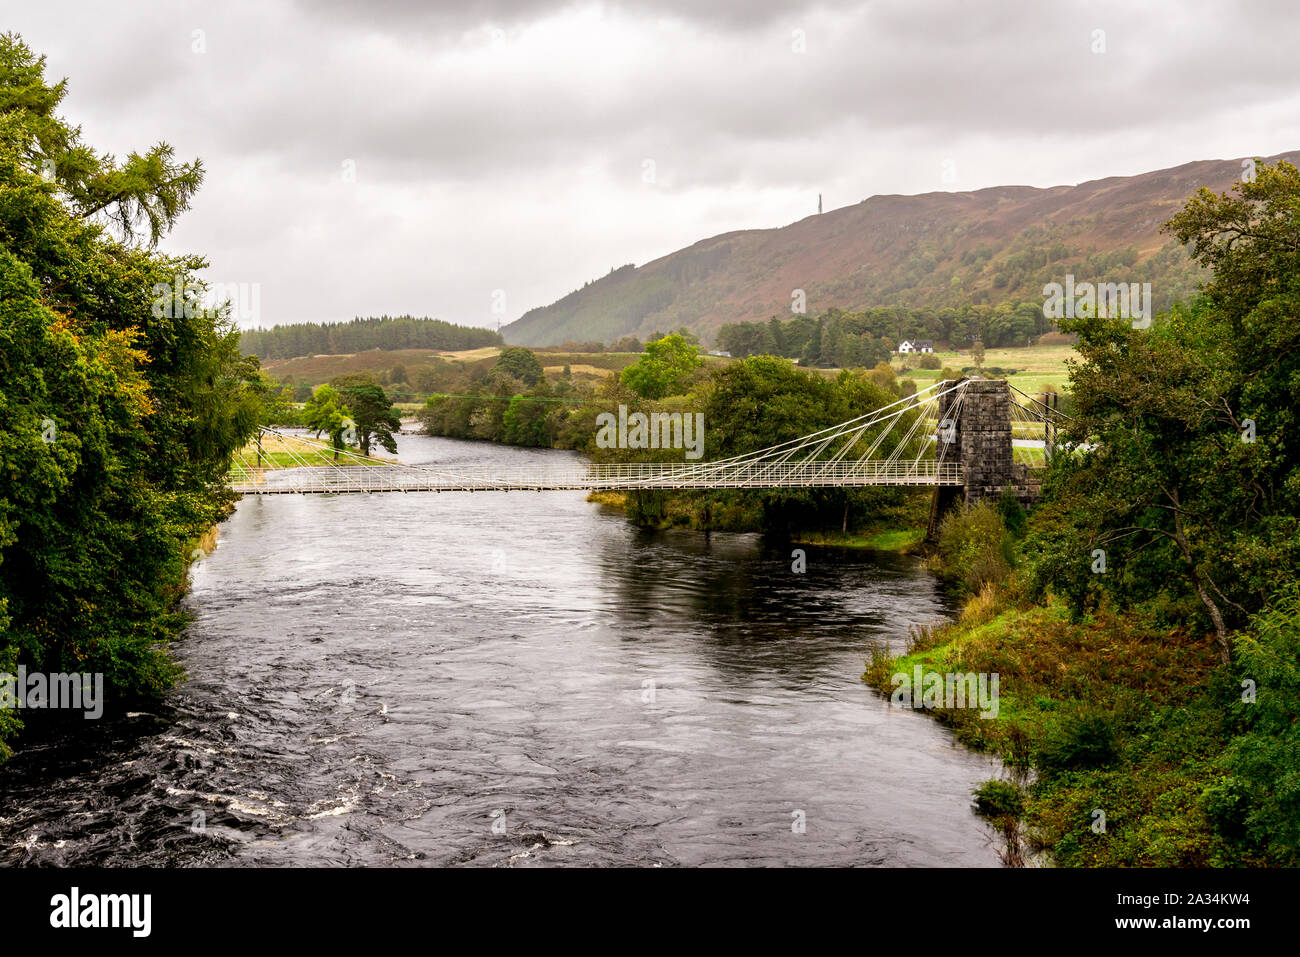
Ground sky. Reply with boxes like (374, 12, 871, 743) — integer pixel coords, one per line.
(5, 0, 1299, 331)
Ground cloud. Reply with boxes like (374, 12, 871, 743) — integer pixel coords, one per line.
(6, 0, 1299, 330)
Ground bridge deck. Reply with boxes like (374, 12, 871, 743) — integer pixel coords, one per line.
(231, 461, 965, 494)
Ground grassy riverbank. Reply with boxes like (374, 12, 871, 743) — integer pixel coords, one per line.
(863, 582, 1299, 867)
(232, 434, 399, 470)
(792, 527, 925, 553)
(586, 487, 934, 552)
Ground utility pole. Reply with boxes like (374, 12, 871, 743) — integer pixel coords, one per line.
(818, 193, 823, 215)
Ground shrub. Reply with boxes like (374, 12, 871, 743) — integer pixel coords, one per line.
(919, 354, 942, 369)
(973, 779, 1026, 819)
(1201, 776, 1253, 839)
(1037, 712, 1118, 771)
(936, 501, 1013, 594)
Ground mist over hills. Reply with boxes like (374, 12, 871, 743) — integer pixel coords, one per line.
(503, 151, 1300, 348)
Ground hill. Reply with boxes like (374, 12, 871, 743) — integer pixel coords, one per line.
(503, 151, 1300, 347)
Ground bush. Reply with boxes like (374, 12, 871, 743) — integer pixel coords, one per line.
(973, 779, 1026, 819)
(919, 354, 942, 369)
(1037, 712, 1118, 771)
(1201, 776, 1253, 839)
(936, 501, 1013, 594)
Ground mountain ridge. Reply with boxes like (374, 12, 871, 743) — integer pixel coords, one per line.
(504, 151, 1300, 347)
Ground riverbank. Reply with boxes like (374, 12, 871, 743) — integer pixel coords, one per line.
(585, 487, 933, 553)
(862, 584, 1291, 867)
(792, 528, 926, 553)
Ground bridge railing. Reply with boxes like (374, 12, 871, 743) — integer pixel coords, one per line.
(229, 459, 964, 494)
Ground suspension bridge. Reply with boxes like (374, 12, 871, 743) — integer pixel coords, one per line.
(229, 378, 1068, 502)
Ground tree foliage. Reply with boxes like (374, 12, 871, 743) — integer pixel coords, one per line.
(0, 33, 262, 755)
(494, 346, 544, 387)
(331, 374, 400, 456)
(619, 333, 703, 399)
(1025, 160, 1300, 663)
(302, 385, 354, 460)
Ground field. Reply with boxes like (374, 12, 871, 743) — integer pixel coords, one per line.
(232, 432, 398, 471)
(262, 346, 733, 397)
(262, 347, 500, 386)
(891, 342, 1076, 395)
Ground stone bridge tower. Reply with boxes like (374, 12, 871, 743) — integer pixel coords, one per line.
(927, 377, 1039, 539)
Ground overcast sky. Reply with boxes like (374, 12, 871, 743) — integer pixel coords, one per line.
(7, 0, 1299, 330)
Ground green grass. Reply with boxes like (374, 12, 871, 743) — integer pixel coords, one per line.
(893, 343, 1076, 394)
(794, 527, 926, 552)
(232, 435, 397, 471)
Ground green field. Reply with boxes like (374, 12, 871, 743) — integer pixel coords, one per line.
(892, 342, 1076, 395)
(232, 434, 397, 471)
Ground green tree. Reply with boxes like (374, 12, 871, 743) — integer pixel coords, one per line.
(1027, 160, 1300, 662)
(502, 381, 560, 447)
(331, 374, 401, 456)
(257, 374, 299, 427)
(494, 346, 544, 387)
(620, 333, 703, 399)
(303, 385, 354, 460)
(0, 33, 262, 755)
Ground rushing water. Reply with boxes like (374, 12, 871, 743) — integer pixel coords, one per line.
(0, 434, 1002, 866)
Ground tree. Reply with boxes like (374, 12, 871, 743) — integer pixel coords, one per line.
(0, 33, 262, 751)
(868, 361, 897, 394)
(971, 339, 985, 372)
(332, 374, 401, 456)
(0, 34, 203, 247)
(256, 374, 298, 427)
(704, 357, 897, 536)
(303, 385, 354, 460)
(717, 321, 775, 358)
(494, 346, 544, 386)
(608, 335, 643, 353)
(1026, 160, 1300, 663)
(414, 366, 441, 394)
(619, 333, 703, 399)
(502, 381, 559, 447)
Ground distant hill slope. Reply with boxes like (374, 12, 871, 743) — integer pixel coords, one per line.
(504, 151, 1300, 347)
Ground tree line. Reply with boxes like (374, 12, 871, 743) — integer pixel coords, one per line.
(240, 315, 503, 361)
(716, 300, 1050, 365)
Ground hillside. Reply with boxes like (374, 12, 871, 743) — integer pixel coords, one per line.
(503, 151, 1300, 347)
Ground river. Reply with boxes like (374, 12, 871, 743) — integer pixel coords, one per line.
(0, 434, 1003, 866)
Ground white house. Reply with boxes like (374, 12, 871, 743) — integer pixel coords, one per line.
(897, 339, 935, 354)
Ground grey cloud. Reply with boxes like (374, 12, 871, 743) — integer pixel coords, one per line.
(298, 0, 866, 30)
(7, 0, 1299, 327)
